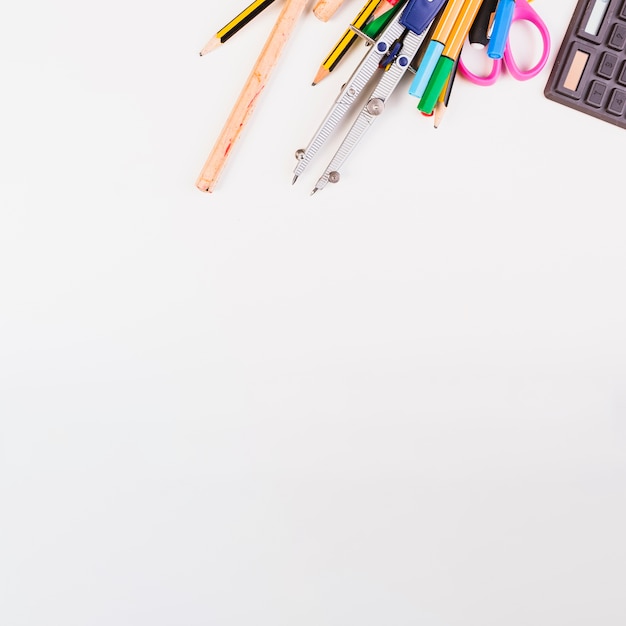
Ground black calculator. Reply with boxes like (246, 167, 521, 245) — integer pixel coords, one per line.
(545, 0, 626, 129)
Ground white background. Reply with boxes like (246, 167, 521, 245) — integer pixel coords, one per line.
(1, 0, 625, 624)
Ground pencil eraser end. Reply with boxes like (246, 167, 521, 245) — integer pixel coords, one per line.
(196, 179, 215, 193)
(312, 2, 339, 22)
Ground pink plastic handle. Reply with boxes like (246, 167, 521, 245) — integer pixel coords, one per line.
(458, 56, 502, 86)
(458, 0, 550, 86)
(503, 0, 551, 80)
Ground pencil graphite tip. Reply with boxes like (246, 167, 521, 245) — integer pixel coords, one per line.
(312, 66, 329, 86)
(310, 187, 318, 196)
(199, 36, 220, 56)
(292, 175, 298, 185)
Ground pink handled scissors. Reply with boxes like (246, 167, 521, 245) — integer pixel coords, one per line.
(458, 0, 551, 86)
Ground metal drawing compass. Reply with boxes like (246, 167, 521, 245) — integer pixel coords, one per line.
(292, 0, 447, 194)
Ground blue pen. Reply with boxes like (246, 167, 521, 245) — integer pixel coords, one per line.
(487, 0, 516, 59)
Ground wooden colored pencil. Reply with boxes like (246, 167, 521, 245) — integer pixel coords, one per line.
(196, 0, 308, 193)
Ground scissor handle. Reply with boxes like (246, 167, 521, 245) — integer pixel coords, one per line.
(458, 54, 502, 86)
(458, 0, 550, 85)
(503, 0, 551, 80)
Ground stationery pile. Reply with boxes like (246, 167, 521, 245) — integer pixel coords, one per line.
(195, 0, 551, 194)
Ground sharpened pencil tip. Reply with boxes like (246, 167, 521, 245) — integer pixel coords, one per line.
(312, 66, 329, 86)
(310, 188, 318, 196)
(199, 36, 220, 56)
(292, 175, 298, 185)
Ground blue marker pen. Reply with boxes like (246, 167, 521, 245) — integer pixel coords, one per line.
(487, 0, 516, 59)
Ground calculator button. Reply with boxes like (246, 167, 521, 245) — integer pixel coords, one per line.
(620, 0, 626, 20)
(586, 80, 607, 106)
(556, 44, 593, 97)
(607, 88, 626, 114)
(597, 51, 619, 77)
(619, 61, 626, 85)
(608, 23, 626, 50)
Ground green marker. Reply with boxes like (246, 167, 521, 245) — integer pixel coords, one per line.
(361, 0, 404, 39)
(418, 55, 454, 114)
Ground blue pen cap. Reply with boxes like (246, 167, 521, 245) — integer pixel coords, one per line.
(487, 0, 515, 59)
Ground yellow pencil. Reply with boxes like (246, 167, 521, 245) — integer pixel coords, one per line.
(200, 0, 277, 56)
(312, 0, 382, 85)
